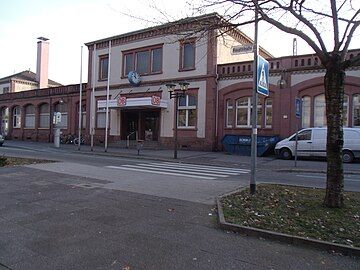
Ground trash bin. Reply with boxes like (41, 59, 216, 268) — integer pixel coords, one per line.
(221, 135, 281, 156)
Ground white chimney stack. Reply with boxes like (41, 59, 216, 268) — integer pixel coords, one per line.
(36, 37, 49, 89)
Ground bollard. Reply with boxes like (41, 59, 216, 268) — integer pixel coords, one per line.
(137, 140, 144, 155)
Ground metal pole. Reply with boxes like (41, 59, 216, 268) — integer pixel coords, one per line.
(174, 94, 178, 159)
(250, 6, 259, 195)
(78, 46, 83, 151)
(105, 40, 111, 152)
(90, 44, 96, 151)
(295, 124, 299, 167)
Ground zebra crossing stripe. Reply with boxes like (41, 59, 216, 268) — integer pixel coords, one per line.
(138, 163, 241, 176)
(106, 166, 216, 180)
(121, 164, 230, 177)
(159, 162, 250, 173)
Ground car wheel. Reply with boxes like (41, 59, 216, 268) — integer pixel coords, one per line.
(342, 150, 354, 163)
(280, 148, 292, 160)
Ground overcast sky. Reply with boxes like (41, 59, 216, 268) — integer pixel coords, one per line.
(1, 0, 359, 85)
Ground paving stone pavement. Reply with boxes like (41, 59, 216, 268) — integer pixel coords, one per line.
(0, 166, 359, 270)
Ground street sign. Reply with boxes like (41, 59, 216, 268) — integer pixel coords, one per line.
(295, 98, 301, 118)
(257, 55, 269, 96)
(231, 44, 254, 55)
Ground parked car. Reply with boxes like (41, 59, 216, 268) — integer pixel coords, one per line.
(0, 134, 4, 146)
(274, 127, 360, 163)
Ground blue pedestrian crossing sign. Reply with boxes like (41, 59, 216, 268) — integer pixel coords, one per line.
(257, 56, 269, 96)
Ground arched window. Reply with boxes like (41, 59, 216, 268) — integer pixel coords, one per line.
(39, 104, 50, 128)
(343, 95, 349, 127)
(301, 96, 311, 128)
(178, 95, 197, 127)
(353, 94, 360, 127)
(265, 98, 272, 128)
(314, 94, 326, 127)
(54, 102, 68, 128)
(13, 106, 21, 128)
(25, 105, 35, 128)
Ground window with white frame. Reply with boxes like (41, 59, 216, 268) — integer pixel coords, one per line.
(178, 95, 197, 127)
(353, 94, 360, 127)
(24, 105, 35, 128)
(81, 104, 86, 129)
(314, 94, 326, 127)
(302, 96, 311, 128)
(13, 106, 21, 128)
(39, 103, 50, 128)
(96, 107, 106, 128)
(265, 98, 272, 128)
(225, 99, 233, 127)
(236, 97, 262, 127)
(236, 97, 250, 127)
(54, 102, 68, 128)
(343, 95, 349, 127)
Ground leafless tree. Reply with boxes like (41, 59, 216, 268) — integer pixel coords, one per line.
(197, 0, 360, 207)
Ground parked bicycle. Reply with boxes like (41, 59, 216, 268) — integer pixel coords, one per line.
(73, 136, 85, 145)
(60, 134, 75, 144)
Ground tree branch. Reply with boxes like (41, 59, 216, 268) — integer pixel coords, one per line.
(330, 0, 340, 51)
(342, 54, 360, 69)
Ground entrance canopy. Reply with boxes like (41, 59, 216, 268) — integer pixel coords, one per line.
(97, 96, 168, 109)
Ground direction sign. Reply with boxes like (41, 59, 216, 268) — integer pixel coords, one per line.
(257, 55, 269, 96)
(231, 44, 254, 55)
(295, 98, 302, 118)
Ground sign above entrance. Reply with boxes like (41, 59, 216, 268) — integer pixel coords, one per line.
(98, 97, 168, 109)
(117, 97, 127, 106)
(151, 96, 161, 106)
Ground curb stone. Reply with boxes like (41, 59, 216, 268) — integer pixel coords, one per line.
(216, 187, 360, 257)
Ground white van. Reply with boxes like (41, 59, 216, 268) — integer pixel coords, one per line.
(275, 127, 360, 163)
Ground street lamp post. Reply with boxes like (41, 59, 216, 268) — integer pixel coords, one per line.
(166, 82, 189, 159)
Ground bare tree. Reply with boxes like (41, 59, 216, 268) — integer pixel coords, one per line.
(198, 0, 360, 207)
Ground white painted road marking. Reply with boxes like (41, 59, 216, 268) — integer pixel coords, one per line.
(106, 162, 249, 180)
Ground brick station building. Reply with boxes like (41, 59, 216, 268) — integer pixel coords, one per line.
(0, 13, 359, 151)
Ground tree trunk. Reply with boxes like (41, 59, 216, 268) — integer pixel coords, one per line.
(323, 54, 345, 208)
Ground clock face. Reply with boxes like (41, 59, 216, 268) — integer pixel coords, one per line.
(128, 71, 141, 86)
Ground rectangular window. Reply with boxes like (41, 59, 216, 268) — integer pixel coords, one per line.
(180, 41, 195, 70)
(124, 54, 134, 77)
(97, 108, 106, 128)
(314, 94, 326, 127)
(99, 55, 109, 80)
(39, 114, 49, 128)
(236, 97, 262, 127)
(265, 98, 272, 128)
(302, 96, 311, 128)
(226, 100, 233, 128)
(178, 95, 197, 128)
(13, 106, 21, 128)
(136, 51, 150, 74)
(151, 48, 162, 73)
(123, 46, 163, 76)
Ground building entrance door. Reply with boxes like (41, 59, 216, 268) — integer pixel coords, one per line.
(123, 111, 138, 140)
(121, 110, 160, 141)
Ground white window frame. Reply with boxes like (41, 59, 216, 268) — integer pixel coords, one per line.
(226, 99, 233, 128)
(39, 104, 50, 128)
(314, 94, 326, 127)
(236, 97, 251, 128)
(177, 95, 197, 128)
(343, 95, 349, 127)
(24, 105, 35, 128)
(13, 106, 21, 128)
(265, 98, 272, 128)
(302, 96, 311, 128)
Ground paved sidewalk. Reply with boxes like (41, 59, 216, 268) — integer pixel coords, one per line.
(3, 140, 360, 174)
(0, 166, 359, 270)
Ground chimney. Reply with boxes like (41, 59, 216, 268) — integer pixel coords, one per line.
(36, 37, 49, 89)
